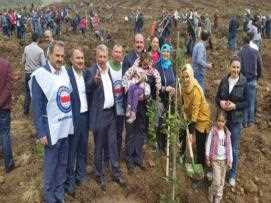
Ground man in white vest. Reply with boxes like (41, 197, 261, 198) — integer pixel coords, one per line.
(108, 44, 124, 156)
(30, 41, 73, 203)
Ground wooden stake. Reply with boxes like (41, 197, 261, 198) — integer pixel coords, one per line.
(166, 97, 171, 178)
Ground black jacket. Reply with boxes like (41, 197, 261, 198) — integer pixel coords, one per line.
(67, 67, 88, 133)
(85, 64, 116, 130)
(216, 74, 248, 123)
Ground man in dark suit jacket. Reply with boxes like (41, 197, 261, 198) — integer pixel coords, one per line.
(122, 33, 147, 173)
(85, 44, 126, 191)
(65, 48, 89, 195)
(122, 33, 145, 75)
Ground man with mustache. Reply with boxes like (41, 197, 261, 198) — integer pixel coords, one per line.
(122, 33, 145, 75)
(65, 48, 89, 196)
(30, 41, 73, 203)
(122, 34, 148, 174)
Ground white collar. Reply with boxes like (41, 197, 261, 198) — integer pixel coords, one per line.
(72, 66, 83, 77)
(48, 61, 62, 75)
(97, 63, 109, 74)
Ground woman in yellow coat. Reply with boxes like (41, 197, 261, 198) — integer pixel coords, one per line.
(180, 64, 211, 168)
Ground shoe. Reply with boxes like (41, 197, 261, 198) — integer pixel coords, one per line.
(179, 154, 185, 164)
(229, 178, 236, 187)
(242, 123, 248, 128)
(127, 166, 135, 175)
(64, 187, 75, 197)
(192, 180, 205, 190)
(56, 199, 65, 203)
(135, 162, 146, 171)
(206, 171, 213, 181)
(208, 192, 214, 203)
(214, 196, 222, 203)
(5, 162, 15, 173)
(95, 176, 106, 191)
(112, 176, 127, 188)
(75, 175, 90, 186)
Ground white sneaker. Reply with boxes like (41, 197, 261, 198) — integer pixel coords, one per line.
(229, 178, 236, 187)
(206, 171, 213, 181)
(179, 154, 185, 164)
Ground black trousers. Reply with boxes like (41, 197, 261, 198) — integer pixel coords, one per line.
(126, 101, 147, 168)
(179, 129, 207, 167)
(24, 72, 31, 114)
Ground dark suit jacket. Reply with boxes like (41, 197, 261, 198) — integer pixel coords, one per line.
(85, 64, 115, 131)
(66, 67, 87, 133)
(122, 50, 138, 75)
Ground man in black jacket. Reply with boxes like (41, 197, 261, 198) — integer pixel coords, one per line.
(65, 48, 89, 195)
(85, 44, 126, 191)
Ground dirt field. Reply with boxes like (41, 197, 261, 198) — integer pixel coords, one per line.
(0, 0, 271, 202)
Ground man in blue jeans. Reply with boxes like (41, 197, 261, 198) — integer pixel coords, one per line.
(0, 57, 15, 173)
(192, 30, 213, 90)
(239, 36, 262, 127)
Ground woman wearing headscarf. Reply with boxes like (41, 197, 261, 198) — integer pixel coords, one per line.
(215, 56, 248, 187)
(155, 43, 176, 153)
(180, 64, 211, 169)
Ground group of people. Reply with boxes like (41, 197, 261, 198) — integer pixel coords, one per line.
(0, 4, 107, 43)
(228, 9, 271, 51)
(0, 4, 266, 203)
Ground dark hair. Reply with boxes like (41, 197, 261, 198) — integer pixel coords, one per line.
(229, 56, 240, 65)
(216, 109, 227, 122)
(70, 47, 84, 58)
(200, 30, 210, 41)
(48, 41, 65, 56)
(32, 32, 40, 42)
(247, 32, 254, 41)
(138, 50, 150, 67)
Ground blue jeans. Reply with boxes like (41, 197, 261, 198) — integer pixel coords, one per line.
(194, 70, 205, 90)
(0, 110, 14, 170)
(227, 122, 242, 179)
(228, 34, 237, 50)
(43, 138, 68, 203)
(24, 73, 32, 114)
(244, 80, 257, 125)
(0, 110, 14, 171)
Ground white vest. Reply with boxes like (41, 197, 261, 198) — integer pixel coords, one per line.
(108, 62, 124, 115)
(30, 66, 74, 145)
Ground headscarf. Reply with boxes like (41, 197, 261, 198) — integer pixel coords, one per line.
(160, 43, 173, 70)
(181, 64, 204, 96)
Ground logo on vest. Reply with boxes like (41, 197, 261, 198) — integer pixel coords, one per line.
(56, 86, 71, 113)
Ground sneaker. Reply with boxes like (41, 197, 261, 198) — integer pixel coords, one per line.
(208, 192, 214, 202)
(206, 171, 213, 181)
(229, 178, 236, 187)
(179, 154, 185, 164)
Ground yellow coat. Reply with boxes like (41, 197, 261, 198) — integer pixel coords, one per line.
(181, 83, 211, 133)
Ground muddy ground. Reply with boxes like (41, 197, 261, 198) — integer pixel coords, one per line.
(0, 0, 271, 202)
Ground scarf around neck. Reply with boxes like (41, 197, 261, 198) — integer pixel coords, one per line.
(160, 58, 172, 70)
